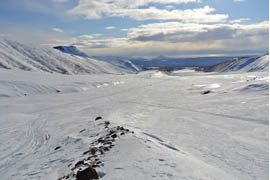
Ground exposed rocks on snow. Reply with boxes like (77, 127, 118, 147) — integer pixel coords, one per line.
(57, 118, 133, 180)
(76, 166, 99, 180)
(54, 146, 62, 151)
(201, 90, 212, 95)
(95, 116, 102, 121)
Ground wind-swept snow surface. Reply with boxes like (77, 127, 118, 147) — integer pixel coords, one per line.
(0, 38, 134, 74)
(0, 64, 268, 180)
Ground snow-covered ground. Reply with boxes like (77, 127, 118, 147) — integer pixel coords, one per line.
(0, 66, 268, 180)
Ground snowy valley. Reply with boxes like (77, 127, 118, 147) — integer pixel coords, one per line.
(0, 39, 269, 180)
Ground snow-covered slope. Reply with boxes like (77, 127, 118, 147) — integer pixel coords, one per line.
(93, 56, 141, 73)
(51, 47, 140, 73)
(0, 38, 132, 75)
(0, 68, 268, 180)
(205, 54, 269, 72)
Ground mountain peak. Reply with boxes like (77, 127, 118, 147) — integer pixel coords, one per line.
(53, 45, 89, 58)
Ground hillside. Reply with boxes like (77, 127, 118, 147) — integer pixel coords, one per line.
(204, 54, 269, 72)
(0, 38, 133, 75)
(52, 46, 140, 73)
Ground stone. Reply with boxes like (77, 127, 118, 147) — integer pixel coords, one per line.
(76, 167, 99, 180)
(54, 146, 61, 150)
(95, 116, 102, 121)
(111, 134, 117, 138)
(201, 90, 211, 95)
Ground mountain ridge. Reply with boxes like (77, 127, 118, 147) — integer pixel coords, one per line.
(0, 38, 135, 75)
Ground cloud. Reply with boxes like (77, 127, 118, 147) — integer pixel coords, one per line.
(68, 1, 227, 23)
(79, 34, 103, 39)
(126, 21, 269, 43)
(52, 28, 64, 33)
(58, 21, 268, 57)
(106, 26, 116, 30)
(230, 18, 250, 23)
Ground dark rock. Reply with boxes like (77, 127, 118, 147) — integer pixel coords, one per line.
(80, 129, 86, 133)
(83, 150, 91, 155)
(120, 126, 125, 131)
(74, 160, 85, 168)
(111, 134, 117, 138)
(103, 141, 112, 145)
(108, 130, 116, 135)
(92, 164, 100, 168)
(104, 121, 110, 125)
(95, 116, 102, 121)
(201, 90, 211, 95)
(54, 146, 61, 150)
(76, 167, 99, 180)
(97, 138, 105, 143)
(87, 155, 97, 160)
(120, 132, 125, 135)
(56, 90, 61, 93)
(90, 147, 99, 155)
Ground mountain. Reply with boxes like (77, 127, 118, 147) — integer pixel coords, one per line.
(53, 46, 140, 73)
(204, 54, 269, 72)
(0, 38, 134, 75)
(53, 46, 89, 58)
(92, 56, 141, 72)
(130, 56, 236, 69)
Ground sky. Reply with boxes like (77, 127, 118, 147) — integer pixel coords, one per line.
(0, 0, 269, 57)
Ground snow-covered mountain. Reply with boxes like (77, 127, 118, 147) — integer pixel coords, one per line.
(52, 46, 140, 73)
(93, 56, 141, 72)
(53, 46, 89, 58)
(204, 54, 269, 72)
(0, 38, 134, 75)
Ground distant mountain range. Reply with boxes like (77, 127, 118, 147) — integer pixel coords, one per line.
(52, 45, 236, 70)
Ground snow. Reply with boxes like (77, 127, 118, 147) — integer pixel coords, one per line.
(207, 54, 269, 73)
(0, 64, 268, 180)
(0, 38, 134, 75)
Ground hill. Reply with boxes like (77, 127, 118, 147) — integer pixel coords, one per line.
(0, 38, 133, 75)
(204, 54, 269, 72)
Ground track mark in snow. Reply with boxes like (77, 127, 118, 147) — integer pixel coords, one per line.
(159, 143, 180, 152)
(143, 132, 164, 142)
(141, 132, 184, 154)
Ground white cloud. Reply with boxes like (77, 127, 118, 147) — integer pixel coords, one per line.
(64, 21, 268, 56)
(126, 21, 269, 43)
(68, 3, 228, 23)
(230, 18, 250, 23)
(52, 28, 64, 33)
(79, 34, 103, 39)
(106, 26, 116, 30)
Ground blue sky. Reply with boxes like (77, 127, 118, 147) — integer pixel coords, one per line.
(0, 0, 268, 57)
